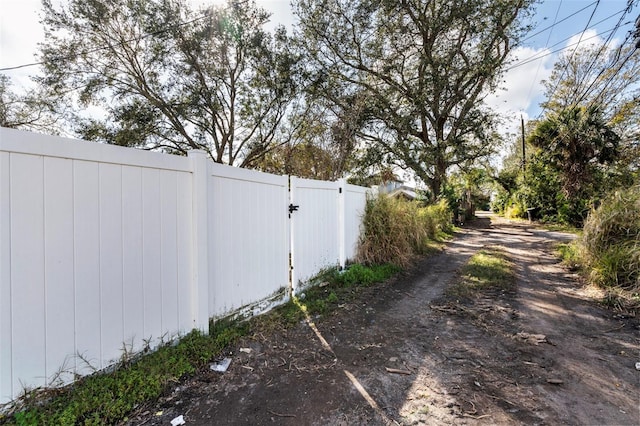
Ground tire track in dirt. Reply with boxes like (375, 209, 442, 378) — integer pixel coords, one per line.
(498, 219, 639, 426)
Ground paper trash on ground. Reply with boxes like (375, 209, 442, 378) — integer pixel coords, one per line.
(171, 415, 186, 426)
(210, 357, 232, 372)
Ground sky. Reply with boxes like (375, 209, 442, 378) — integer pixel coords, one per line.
(0, 0, 638, 141)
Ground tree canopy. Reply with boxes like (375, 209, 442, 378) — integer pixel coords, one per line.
(542, 42, 639, 158)
(294, 0, 534, 198)
(542, 43, 640, 123)
(38, 0, 300, 166)
(0, 75, 61, 132)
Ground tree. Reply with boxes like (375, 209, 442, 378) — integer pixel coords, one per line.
(542, 41, 640, 177)
(39, 0, 300, 166)
(526, 106, 620, 225)
(294, 0, 534, 200)
(542, 43, 640, 121)
(252, 88, 366, 179)
(0, 75, 61, 132)
(447, 166, 494, 217)
(528, 106, 619, 198)
(255, 142, 345, 180)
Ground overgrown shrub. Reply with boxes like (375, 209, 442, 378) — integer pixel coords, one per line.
(581, 185, 640, 295)
(504, 202, 525, 219)
(490, 190, 510, 215)
(356, 195, 452, 267)
(421, 199, 453, 237)
(491, 189, 528, 220)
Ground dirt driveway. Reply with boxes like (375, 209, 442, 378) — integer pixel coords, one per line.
(129, 213, 640, 425)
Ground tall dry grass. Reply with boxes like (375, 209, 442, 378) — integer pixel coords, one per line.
(581, 185, 640, 309)
(356, 195, 452, 267)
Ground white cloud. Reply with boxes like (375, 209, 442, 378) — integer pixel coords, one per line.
(485, 46, 554, 138)
(566, 29, 603, 51)
(0, 0, 295, 90)
(0, 0, 45, 87)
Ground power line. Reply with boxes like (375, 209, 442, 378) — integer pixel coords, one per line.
(507, 25, 619, 71)
(635, 12, 640, 47)
(508, 6, 630, 71)
(520, 0, 597, 45)
(536, 0, 601, 120)
(571, 3, 635, 105)
(0, 10, 212, 73)
(585, 34, 638, 107)
(525, 0, 563, 106)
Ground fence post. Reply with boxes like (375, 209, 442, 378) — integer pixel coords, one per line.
(189, 150, 210, 334)
(338, 178, 346, 269)
(0, 149, 11, 402)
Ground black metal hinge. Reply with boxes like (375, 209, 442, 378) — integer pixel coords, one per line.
(289, 204, 299, 214)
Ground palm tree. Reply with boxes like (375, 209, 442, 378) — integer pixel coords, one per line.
(527, 105, 620, 200)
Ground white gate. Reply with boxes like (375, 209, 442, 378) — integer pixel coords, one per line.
(289, 177, 341, 293)
(208, 163, 291, 318)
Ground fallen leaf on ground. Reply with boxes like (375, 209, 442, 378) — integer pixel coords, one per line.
(514, 332, 547, 345)
(385, 367, 412, 375)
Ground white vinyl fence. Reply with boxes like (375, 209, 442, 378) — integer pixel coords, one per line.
(0, 127, 371, 403)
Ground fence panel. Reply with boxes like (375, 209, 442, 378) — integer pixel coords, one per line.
(344, 184, 371, 263)
(6, 152, 47, 400)
(208, 163, 290, 319)
(73, 160, 102, 376)
(0, 128, 194, 402)
(290, 177, 340, 291)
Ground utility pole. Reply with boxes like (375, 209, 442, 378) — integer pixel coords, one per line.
(521, 115, 526, 170)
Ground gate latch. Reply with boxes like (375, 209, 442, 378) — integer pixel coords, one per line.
(289, 204, 299, 214)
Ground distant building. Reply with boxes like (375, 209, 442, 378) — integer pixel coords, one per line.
(378, 179, 418, 201)
(387, 186, 418, 201)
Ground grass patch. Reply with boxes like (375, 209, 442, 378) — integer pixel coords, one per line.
(541, 222, 581, 234)
(449, 246, 515, 298)
(273, 263, 402, 323)
(556, 241, 582, 271)
(334, 263, 401, 288)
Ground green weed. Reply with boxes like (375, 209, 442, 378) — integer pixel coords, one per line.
(335, 263, 400, 287)
(268, 263, 402, 326)
(449, 246, 515, 298)
(326, 292, 338, 303)
(2, 325, 247, 426)
(556, 242, 582, 271)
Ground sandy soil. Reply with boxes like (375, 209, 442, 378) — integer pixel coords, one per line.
(126, 213, 640, 425)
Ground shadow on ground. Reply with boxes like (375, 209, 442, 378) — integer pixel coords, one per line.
(127, 214, 640, 425)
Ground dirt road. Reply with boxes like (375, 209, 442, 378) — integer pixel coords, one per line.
(129, 214, 640, 425)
